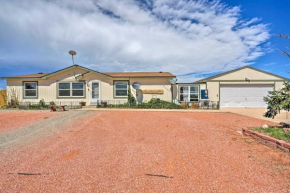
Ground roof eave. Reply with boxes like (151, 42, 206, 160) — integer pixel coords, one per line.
(1, 77, 43, 80)
(107, 76, 176, 78)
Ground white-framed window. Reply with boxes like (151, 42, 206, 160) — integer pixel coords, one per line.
(179, 85, 199, 102)
(58, 82, 85, 97)
(114, 81, 128, 97)
(24, 82, 38, 98)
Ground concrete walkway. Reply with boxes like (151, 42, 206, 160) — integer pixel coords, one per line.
(221, 108, 290, 123)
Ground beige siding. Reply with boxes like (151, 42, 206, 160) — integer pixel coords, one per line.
(212, 68, 284, 81)
(130, 78, 172, 102)
(219, 82, 275, 85)
(275, 81, 285, 90)
(206, 82, 219, 102)
(84, 73, 174, 103)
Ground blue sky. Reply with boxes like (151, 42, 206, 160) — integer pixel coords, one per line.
(223, 0, 290, 78)
(0, 0, 289, 89)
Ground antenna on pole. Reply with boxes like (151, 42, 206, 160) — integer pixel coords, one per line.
(69, 50, 77, 65)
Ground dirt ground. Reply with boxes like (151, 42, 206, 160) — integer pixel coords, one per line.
(0, 110, 289, 192)
(0, 110, 61, 134)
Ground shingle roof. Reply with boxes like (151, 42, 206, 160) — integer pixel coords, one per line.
(2, 73, 50, 79)
(2, 71, 175, 79)
(103, 72, 175, 77)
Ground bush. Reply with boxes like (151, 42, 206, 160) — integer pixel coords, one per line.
(105, 98, 184, 109)
(127, 87, 136, 105)
(264, 82, 290, 118)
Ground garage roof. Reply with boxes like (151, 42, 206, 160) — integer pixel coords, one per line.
(194, 66, 290, 83)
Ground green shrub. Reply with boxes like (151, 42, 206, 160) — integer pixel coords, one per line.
(105, 98, 183, 109)
(39, 99, 45, 107)
(127, 87, 136, 105)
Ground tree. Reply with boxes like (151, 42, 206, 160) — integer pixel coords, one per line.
(264, 82, 290, 118)
(264, 33, 290, 119)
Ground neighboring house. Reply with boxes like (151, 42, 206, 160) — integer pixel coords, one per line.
(1, 65, 289, 108)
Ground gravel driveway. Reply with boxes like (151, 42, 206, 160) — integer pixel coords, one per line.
(0, 110, 289, 192)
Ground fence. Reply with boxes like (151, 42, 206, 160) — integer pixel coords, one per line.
(0, 90, 7, 107)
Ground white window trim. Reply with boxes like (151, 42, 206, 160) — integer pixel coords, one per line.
(179, 85, 199, 102)
(24, 82, 38, 98)
(114, 81, 128, 98)
(58, 82, 85, 98)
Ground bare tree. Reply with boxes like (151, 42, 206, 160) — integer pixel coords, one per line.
(277, 33, 290, 58)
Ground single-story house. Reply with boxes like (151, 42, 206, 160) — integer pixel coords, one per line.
(1, 65, 177, 106)
(1, 65, 289, 108)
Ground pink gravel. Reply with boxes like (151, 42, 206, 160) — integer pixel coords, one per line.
(0, 111, 61, 134)
(0, 111, 289, 192)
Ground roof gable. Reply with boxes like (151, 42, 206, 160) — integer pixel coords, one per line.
(41, 65, 111, 79)
(195, 66, 289, 82)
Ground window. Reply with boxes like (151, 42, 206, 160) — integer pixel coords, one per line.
(24, 82, 38, 98)
(58, 82, 85, 97)
(114, 81, 128, 97)
(179, 85, 199, 102)
(59, 83, 70, 97)
(72, 83, 84, 96)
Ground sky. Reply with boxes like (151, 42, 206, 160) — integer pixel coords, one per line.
(0, 0, 289, 89)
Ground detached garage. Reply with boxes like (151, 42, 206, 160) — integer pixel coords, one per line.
(194, 66, 289, 108)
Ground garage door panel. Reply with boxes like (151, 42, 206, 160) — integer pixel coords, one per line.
(220, 85, 273, 108)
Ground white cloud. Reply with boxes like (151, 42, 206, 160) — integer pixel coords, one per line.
(0, 0, 270, 82)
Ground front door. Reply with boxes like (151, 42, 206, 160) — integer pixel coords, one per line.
(90, 81, 100, 104)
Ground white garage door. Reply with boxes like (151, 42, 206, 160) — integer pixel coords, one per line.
(220, 85, 273, 108)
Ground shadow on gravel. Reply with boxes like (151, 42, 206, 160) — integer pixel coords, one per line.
(8, 172, 48, 176)
(145, 174, 173, 178)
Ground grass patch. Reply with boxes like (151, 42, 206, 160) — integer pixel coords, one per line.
(252, 127, 290, 143)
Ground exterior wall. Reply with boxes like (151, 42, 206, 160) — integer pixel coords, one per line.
(6, 67, 175, 105)
(212, 68, 284, 81)
(7, 68, 89, 104)
(206, 82, 219, 102)
(130, 77, 173, 102)
(84, 73, 174, 103)
(275, 81, 285, 90)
